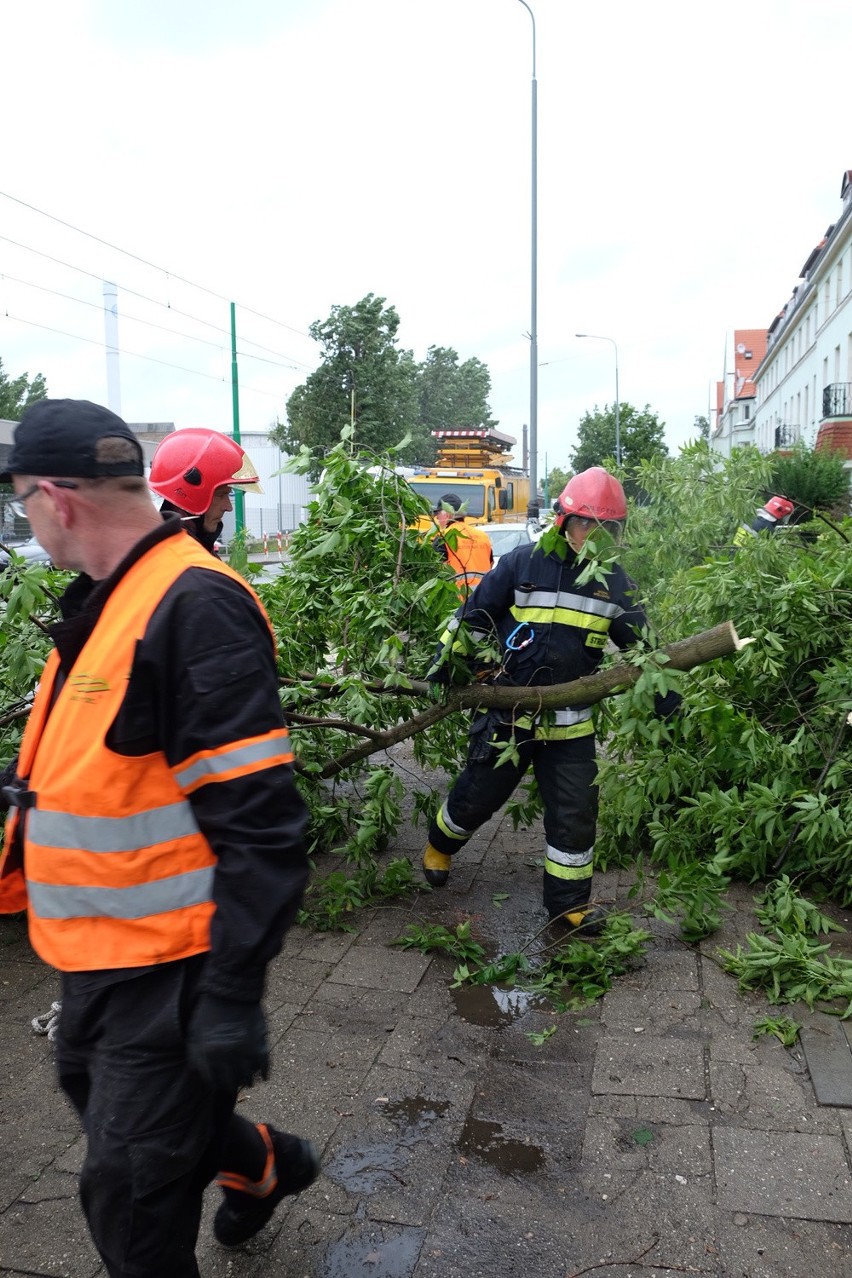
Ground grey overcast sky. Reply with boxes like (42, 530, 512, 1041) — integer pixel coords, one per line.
(1, 0, 851, 471)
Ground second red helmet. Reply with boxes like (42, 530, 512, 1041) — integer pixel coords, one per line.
(149, 429, 263, 515)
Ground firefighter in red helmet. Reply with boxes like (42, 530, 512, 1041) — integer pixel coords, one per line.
(149, 429, 263, 555)
(422, 466, 680, 933)
(733, 494, 796, 547)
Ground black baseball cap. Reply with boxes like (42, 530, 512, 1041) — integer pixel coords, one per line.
(0, 399, 144, 482)
(434, 491, 463, 513)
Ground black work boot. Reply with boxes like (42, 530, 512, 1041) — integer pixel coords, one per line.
(550, 905, 607, 938)
(214, 1124, 319, 1248)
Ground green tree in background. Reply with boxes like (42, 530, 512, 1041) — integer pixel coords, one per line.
(273, 299, 500, 473)
(272, 295, 424, 472)
(545, 464, 572, 505)
(694, 415, 710, 441)
(767, 443, 850, 517)
(0, 359, 47, 420)
(417, 346, 496, 434)
(571, 403, 668, 473)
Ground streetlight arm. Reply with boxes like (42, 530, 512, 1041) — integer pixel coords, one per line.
(516, 0, 536, 75)
(576, 333, 621, 467)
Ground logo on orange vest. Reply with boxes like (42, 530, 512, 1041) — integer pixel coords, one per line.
(69, 672, 111, 702)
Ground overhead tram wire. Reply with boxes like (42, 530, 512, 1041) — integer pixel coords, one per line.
(0, 190, 311, 340)
(4, 313, 291, 402)
(0, 234, 315, 371)
(1, 273, 305, 371)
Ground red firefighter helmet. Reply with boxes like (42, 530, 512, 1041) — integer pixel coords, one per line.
(762, 495, 795, 521)
(149, 429, 263, 515)
(554, 467, 627, 528)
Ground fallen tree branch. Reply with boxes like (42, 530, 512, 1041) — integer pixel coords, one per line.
(298, 621, 748, 780)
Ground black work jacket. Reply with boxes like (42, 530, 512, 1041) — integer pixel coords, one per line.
(457, 541, 650, 691)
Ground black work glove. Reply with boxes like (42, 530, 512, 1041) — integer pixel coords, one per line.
(654, 689, 683, 722)
(186, 994, 269, 1094)
(425, 661, 452, 685)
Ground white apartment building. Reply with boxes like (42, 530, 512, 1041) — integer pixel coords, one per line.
(753, 170, 852, 470)
(711, 328, 766, 457)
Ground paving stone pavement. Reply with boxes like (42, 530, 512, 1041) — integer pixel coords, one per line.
(2, 776, 852, 1278)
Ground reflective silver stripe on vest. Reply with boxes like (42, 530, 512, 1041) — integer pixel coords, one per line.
(513, 589, 624, 619)
(174, 736, 289, 790)
(544, 843, 594, 868)
(28, 800, 199, 853)
(27, 866, 214, 921)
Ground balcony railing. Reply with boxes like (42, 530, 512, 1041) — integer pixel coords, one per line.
(822, 382, 852, 418)
(774, 425, 800, 449)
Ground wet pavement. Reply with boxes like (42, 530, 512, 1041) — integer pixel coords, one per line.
(2, 758, 852, 1277)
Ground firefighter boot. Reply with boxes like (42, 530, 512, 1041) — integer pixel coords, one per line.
(422, 842, 452, 887)
(214, 1123, 319, 1247)
(552, 905, 607, 938)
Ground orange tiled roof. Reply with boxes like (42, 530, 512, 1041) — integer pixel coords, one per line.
(732, 328, 767, 399)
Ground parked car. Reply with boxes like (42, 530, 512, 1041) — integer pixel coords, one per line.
(0, 538, 52, 568)
(481, 521, 542, 565)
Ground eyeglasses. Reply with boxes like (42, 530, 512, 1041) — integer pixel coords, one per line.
(9, 479, 79, 519)
(567, 515, 624, 541)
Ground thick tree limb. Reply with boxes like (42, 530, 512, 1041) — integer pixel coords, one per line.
(297, 621, 747, 780)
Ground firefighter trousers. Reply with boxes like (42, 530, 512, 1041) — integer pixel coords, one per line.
(427, 721, 599, 918)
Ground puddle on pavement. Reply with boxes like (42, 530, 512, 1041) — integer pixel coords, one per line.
(382, 1095, 450, 1130)
(458, 1116, 545, 1174)
(322, 1095, 451, 1194)
(451, 981, 548, 1027)
(323, 1141, 410, 1193)
(321, 1225, 424, 1278)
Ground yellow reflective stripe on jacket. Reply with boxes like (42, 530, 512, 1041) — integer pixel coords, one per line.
(534, 719, 595, 741)
(510, 587, 622, 634)
(514, 589, 623, 618)
(515, 706, 594, 741)
(174, 730, 294, 794)
(510, 604, 611, 633)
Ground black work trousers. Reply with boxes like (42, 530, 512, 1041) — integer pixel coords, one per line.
(428, 722, 599, 918)
(56, 957, 241, 1278)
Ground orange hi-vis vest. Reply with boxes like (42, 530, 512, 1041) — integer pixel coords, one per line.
(443, 522, 493, 595)
(0, 533, 294, 971)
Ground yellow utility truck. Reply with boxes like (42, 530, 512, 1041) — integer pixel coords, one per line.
(407, 428, 531, 529)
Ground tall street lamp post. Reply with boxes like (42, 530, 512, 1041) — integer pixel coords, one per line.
(576, 333, 621, 466)
(517, 0, 538, 516)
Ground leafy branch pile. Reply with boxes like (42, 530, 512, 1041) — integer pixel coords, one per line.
(594, 443, 852, 905)
(720, 875, 852, 1023)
